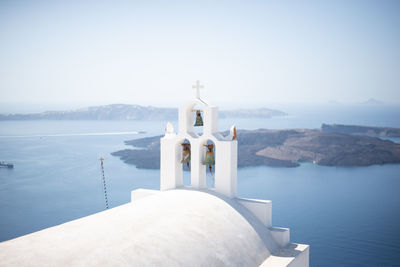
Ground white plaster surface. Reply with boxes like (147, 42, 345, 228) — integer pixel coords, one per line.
(260, 243, 310, 267)
(237, 198, 272, 227)
(0, 189, 308, 267)
(270, 227, 291, 247)
(130, 188, 160, 202)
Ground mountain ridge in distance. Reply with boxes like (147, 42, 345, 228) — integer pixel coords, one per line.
(360, 98, 384, 105)
(0, 104, 287, 121)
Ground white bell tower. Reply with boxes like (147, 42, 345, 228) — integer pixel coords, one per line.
(160, 81, 238, 198)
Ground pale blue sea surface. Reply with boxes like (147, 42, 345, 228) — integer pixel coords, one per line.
(0, 105, 400, 266)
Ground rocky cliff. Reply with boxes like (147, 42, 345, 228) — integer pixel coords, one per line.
(112, 126, 400, 168)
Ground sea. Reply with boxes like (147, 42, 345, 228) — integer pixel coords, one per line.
(0, 104, 400, 266)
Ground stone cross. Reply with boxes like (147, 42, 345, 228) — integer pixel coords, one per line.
(192, 80, 204, 99)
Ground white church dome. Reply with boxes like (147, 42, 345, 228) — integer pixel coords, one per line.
(0, 189, 283, 266)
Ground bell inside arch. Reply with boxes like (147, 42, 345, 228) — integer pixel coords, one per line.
(181, 142, 191, 170)
(203, 143, 215, 176)
(194, 110, 203, 127)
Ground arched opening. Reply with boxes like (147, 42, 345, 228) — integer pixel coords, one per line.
(203, 139, 216, 188)
(192, 104, 204, 137)
(181, 139, 191, 186)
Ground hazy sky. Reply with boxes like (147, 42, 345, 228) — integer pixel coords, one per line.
(0, 0, 399, 112)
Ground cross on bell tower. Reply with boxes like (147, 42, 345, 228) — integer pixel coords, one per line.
(192, 80, 204, 99)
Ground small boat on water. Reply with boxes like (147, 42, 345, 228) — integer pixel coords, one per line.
(0, 162, 14, 168)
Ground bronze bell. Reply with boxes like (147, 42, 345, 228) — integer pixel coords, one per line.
(194, 110, 203, 127)
(181, 143, 191, 170)
(203, 144, 215, 176)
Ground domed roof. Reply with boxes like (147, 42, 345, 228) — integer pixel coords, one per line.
(0, 189, 280, 267)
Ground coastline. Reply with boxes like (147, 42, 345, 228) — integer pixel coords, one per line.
(112, 125, 400, 169)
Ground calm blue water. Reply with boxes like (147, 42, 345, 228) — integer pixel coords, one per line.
(0, 105, 400, 266)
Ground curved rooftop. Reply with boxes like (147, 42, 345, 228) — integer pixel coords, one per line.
(0, 190, 271, 266)
(0, 189, 308, 266)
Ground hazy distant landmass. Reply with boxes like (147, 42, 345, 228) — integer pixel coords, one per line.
(219, 108, 286, 118)
(360, 98, 384, 105)
(0, 104, 286, 121)
(111, 124, 400, 169)
(326, 99, 386, 106)
(322, 124, 400, 137)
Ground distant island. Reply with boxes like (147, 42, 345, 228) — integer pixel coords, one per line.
(322, 124, 400, 137)
(112, 124, 400, 169)
(360, 98, 384, 105)
(0, 104, 286, 121)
